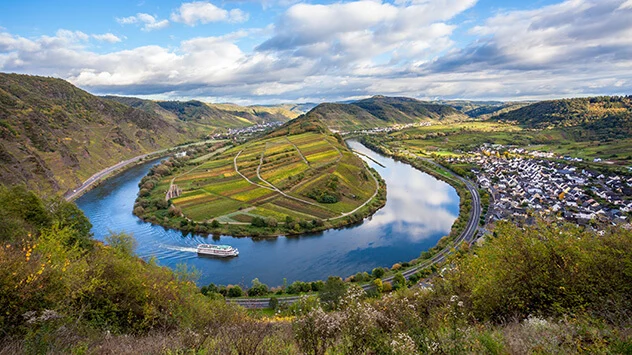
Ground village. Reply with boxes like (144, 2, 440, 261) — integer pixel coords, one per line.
(447, 144, 632, 228)
(210, 121, 284, 140)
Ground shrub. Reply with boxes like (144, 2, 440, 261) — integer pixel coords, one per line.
(227, 285, 244, 298)
(372, 267, 385, 279)
(319, 277, 347, 311)
(382, 282, 393, 293)
(248, 278, 269, 297)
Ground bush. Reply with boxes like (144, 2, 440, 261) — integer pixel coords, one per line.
(247, 278, 269, 297)
(382, 282, 393, 293)
(269, 297, 279, 310)
(457, 221, 632, 322)
(227, 285, 244, 298)
(372, 267, 385, 279)
(319, 276, 347, 311)
(372, 278, 383, 293)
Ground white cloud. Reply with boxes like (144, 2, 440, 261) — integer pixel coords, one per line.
(258, 0, 476, 69)
(116, 13, 169, 31)
(1, 0, 631, 103)
(618, 0, 632, 9)
(171, 1, 249, 25)
(438, 0, 632, 72)
(92, 33, 122, 43)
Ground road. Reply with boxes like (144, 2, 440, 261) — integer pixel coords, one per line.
(228, 157, 481, 309)
(64, 139, 221, 202)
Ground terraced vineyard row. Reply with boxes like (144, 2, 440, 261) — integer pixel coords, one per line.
(168, 130, 376, 225)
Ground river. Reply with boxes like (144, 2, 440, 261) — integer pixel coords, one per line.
(76, 140, 459, 287)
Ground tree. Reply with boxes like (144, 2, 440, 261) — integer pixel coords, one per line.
(251, 216, 267, 228)
(47, 196, 93, 249)
(248, 278, 269, 297)
(372, 278, 383, 293)
(319, 276, 347, 310)
(227, 285, 243, 298)
(210, 219, 220, 228)
(393, 272, 406, 290)
(269, 296, 279, 310)
(105, 232, 136, 256)
(372, 267, 385, 279)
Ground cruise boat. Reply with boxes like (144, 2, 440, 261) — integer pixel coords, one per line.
(197, 244, 239, 257)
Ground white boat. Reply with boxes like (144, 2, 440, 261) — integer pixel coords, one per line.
(197, 244, 239, 257)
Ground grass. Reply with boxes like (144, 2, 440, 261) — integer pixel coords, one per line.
(387, 121, 632, 166)
(141, 128, 381, 235)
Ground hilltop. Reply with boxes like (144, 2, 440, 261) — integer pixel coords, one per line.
(305, 96, 467, 131)
(133, 115, 385, 236)
(103, 96, 300, 128)
(437, 99, 529, 119)
(495, 96, 632, 140)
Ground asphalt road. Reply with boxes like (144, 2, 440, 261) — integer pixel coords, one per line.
(64, 139, 222, 202)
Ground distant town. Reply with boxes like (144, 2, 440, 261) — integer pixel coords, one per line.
(336, 122, 433, 136)
(448, 144, 632, 228)
(210, 121, 285, 140)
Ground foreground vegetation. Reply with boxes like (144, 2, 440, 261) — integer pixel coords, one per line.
(134, 117, 386, 237)
(2, 184, 631, 354)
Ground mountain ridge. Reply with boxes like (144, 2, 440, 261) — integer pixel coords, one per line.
(304, 95, 468, 131)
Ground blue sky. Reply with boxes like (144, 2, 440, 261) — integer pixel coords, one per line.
(1, 0, 630, 104)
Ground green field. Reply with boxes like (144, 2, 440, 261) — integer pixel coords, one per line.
(385, 121, 632, 167)
(165, 129, 378, 224)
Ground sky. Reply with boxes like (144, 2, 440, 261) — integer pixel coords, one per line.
(0, 0, 631, 104)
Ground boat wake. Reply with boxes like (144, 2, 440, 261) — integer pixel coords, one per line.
(159, 244, 198, 253)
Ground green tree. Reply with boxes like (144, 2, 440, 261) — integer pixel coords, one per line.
(105, 232, 136, 256)
(319, 276, 347, 310)
(372, 278, 383, 293)
(248, 278, 269, 297)
(393, 272, 406, 290)
(227, 285, 243, 298)
(372, 267, 385, 279)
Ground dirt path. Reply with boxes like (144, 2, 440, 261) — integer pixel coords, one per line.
(285, 137, 309, 165)
(234, 150, 332, 211)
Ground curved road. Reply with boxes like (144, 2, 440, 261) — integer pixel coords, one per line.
(64, 139, 222, 202)
(229, 156, 481, 309)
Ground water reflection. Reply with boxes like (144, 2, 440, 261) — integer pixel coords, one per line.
(76, 141, 459, 287)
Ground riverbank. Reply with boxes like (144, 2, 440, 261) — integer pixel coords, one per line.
(227, 138, 482, 307)
(76, 139, 460, 288)
(134, 160, 387, 238)
(65, 139, 223, 202)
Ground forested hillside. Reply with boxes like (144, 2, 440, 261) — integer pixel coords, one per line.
(0, 74, 299, 196)
(0, 73, 205, 195)
(495, 96, 632, 140)
(306, 96, 467, 131)
(104, 96, 298, 128)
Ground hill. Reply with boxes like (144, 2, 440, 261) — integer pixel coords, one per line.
(495, 96, 632, 140)
(305, 96, 467, 131)
(0, 73, 211, 195)
(133, 115, 385, 236)
(103, 96, 299, 128)
(438, 100, 530, 118)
